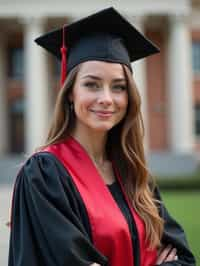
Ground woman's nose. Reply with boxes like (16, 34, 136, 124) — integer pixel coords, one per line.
(97, 88, 113, 105)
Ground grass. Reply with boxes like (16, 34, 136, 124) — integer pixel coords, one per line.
(161, 190, 200, 265)
(157, 171, 200, 190)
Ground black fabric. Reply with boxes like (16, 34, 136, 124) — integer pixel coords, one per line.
(107, 181, 140, 266)
(9, 152, 108, 266)
(9, 152, 196, 266)
(34, 7, 159, 74)
(107, 181, 196, 266)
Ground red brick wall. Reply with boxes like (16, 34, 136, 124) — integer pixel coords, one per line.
(146, 30, 168, 151)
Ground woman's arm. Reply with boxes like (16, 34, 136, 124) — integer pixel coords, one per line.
(9, 154, 107, 266)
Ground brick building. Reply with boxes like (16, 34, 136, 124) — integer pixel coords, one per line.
(0, 0, 200, 175)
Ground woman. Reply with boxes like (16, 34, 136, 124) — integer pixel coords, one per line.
(9, 7, 195, 266)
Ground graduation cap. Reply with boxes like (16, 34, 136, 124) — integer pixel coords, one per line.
(35, 7, 159, 86)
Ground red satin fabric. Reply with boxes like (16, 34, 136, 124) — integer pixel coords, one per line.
(60, 25, 67, 87)
(43, 137, 157, 266)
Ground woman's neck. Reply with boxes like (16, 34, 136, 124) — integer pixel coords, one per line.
(71, 128, 108, 165)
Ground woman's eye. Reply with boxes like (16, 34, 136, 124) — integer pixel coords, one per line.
(84, 82, 99, 89)
(113, 84, 126, 91)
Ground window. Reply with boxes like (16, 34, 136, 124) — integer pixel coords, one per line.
(10, 98, 24, 114)
(9, 98, 24, 153)
(9, 47, 24, 79)
(54, 58, 61, 77)
(192, 42, 200, 74)
(195, 103, 200, 137)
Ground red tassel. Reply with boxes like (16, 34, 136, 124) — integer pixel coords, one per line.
(60, 25, 67, 87)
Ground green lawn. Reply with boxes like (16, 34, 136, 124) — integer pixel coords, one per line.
(161, 191, 200, 265)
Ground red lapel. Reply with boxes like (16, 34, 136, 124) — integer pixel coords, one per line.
(43, 137, 157, 266)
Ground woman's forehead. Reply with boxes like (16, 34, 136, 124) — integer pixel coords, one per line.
(77, 61, 125, 79)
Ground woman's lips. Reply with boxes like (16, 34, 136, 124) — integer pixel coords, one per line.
(90, 110, 115, 118)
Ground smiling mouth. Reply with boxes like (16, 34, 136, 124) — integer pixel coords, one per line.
(90, 110, 115, 117)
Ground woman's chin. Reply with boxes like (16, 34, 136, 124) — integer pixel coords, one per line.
(88, 123, 115, 133)
(76, 119, 120, 133)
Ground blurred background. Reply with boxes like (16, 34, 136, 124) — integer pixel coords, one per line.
(0, 0, 200, 265)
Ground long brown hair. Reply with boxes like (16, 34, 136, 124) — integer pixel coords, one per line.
(40, 63, 164, 249)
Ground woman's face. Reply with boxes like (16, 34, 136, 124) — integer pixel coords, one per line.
(70, 61, 128, 133)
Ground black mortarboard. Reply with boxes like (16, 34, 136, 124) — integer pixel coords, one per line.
(35, 7, 159, 86)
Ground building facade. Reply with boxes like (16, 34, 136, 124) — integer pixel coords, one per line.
(0, 0, 200, 175)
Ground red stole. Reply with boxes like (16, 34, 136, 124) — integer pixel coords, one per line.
(43, 137, 157, 266)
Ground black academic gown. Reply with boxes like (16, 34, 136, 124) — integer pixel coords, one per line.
(8, 152, 196, 266)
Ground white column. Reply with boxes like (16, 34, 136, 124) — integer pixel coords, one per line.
(23, 17, 50, 154)
(167, 14, 194, 153)
(131, 16, 149, 152)
(0, 36, 9, 154)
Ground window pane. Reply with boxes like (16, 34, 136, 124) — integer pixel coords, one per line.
(10, 98, 24, 114)
(195, 104, 200, 136)
(54, 58, 60, 77)
(10, 48, 24, 79)
(192, 42, 200, 74)
(9, 98, 24, 153)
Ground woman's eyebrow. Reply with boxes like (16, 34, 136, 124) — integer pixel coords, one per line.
(82, 75, 126, 82)
(112, 78, 126, 82)
(82, 75, 101, 80)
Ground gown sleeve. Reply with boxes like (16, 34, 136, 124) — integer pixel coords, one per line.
(8, 153, 108, 266)
(154, 186, 196, 266)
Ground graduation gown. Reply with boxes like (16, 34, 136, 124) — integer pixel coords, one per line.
(8, 138, 196, 266)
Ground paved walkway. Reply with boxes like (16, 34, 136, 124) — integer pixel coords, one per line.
(0, 185, 13, 266)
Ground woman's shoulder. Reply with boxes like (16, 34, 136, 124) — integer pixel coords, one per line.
(15, 150, 69, 187)
(20, 151, 59, 172)
(26, 150, 60, 165)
